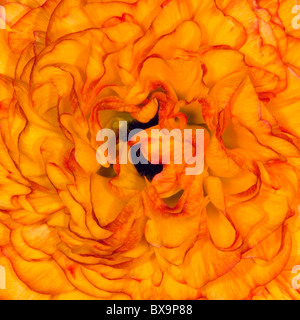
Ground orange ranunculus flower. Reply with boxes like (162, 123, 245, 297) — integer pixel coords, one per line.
(0, 0, 300, 300)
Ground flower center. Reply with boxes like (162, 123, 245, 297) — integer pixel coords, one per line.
(128, 111, 163, 181)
